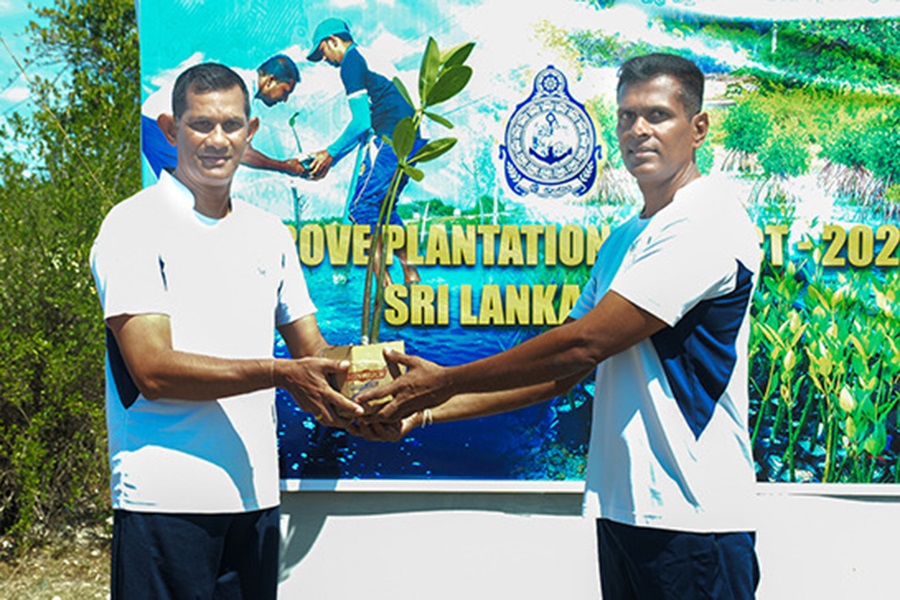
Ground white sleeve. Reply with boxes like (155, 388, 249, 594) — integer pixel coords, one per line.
(611, 215, 736, 327)
(274, 224, 316, 326)
(90, 209, 171, 320)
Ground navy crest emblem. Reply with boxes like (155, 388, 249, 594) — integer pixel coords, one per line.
(500, 66, 603, 198)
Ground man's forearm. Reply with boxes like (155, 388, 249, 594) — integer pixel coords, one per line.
(440, 322, 597, 399)
(359, 292, 664, 423)
(241, 145, 294, 173)
(129, 349, 277, 401)
(442, 291, 665, 398)
(107, 312, 295, 402)
(428, 373, 588, 425)
(326, 93, 371, 159)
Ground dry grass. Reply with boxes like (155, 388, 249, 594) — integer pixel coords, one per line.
(0, 527, 110, 600)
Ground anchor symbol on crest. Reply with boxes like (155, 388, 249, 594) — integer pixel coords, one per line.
(528, 111, 574, 166)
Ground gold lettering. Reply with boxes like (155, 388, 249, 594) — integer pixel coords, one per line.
(531, 285, 559, 326)
(437, 284, 450, 325)
(384, 284, 408, 325)
(425, 225, 452, 266)
(324, 224, 352, 265)
(478, 225, 500, 266)
(764, 224, 789, 267)
(352, 225, 372, 266)
(384, 225, 406, 266)
(451, 225, 477, 266)
(479, 285, 504, 325)
(559, 285, 581, 321)
(406, 224, 424, 265)
(410, 284, 435, 325)
(459, 285, 476, 325)
(497, 225, 524, 266)
(298, 224, 324, 266)
(585, 225, 609, 267)
(520, 225, 543, 266)
(545, 225, 557, 266)
(505, 285, 530, 325)
(559, 225, 584, 267)
(295, 223, 609, 269)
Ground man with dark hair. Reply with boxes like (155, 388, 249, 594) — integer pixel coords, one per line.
(93, 62, 362, 599)
(617, 51, 705, 117)
(306, 17, 421, 285)
(356, 52, 761, 599)
(169, 60, 251, 119)
(255, 54, 300, 107)
(142, 55, 308, 178)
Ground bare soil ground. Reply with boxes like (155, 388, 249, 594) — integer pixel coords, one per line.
(0, 528, 110, 600)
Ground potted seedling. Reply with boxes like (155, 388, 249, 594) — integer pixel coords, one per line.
(323, 37, 475, 402)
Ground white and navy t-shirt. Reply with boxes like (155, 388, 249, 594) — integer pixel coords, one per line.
(91, 171, 316, 513)
(570, 175, 760, 532)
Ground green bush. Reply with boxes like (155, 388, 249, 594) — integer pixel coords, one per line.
(760, 127, 810, 178)
(820, 119, 865, 168)
(0, 0, 140, 550)
(860, 123, 900, 185)
(723, 99, 772, 155)
(586, 96, 621, 169)
(696, 139, 714, 175)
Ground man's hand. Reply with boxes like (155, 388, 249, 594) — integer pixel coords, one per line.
(275, 356, 362, 427)
(346, 415, 416, 443)
(309, 149, 333, 180)
(283, 157, 310, 178)
(354, 348, 453, 422)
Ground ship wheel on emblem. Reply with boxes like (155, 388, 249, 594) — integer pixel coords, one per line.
(499, 65, 603, 198)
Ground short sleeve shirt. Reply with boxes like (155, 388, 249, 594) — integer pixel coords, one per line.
(91, 171, 316, 513)
(570, 175, 761, 532)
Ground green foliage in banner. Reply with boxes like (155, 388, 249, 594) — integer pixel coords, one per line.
(361, 38, 475, 344)
(761, 20, 900, 90)
(0, 0, 140, 550)
(759, 128, 810, 178)
(723, 100, 771, 156)
(566, 10, 900, 213)
(819, 116, 865, 170)
(586, 96, 621, 169)
(709, 18, 900, 207)
(859, 121, 900, 186)
(751, 262, 900, 483)
(680, 18, 900, 91)
(884, 185, 900, 219)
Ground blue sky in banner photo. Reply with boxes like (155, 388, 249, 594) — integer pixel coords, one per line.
(0, 0, 56, 159)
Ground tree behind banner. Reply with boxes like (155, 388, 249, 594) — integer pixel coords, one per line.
(0, 0, 139, 547)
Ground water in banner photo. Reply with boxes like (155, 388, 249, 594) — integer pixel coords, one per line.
(139, 0, 900, 484)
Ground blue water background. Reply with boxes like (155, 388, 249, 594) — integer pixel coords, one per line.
(276, 245, 595, 481)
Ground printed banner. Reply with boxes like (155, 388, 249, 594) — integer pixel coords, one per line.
(139, 0, 900, 484)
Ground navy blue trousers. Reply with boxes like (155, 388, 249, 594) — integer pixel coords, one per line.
(112, 507, 280, 600)
(597, 518, 759, 599)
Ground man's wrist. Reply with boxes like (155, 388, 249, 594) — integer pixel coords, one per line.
(271, 359, 281, 389)
(440, 364, 462, 398)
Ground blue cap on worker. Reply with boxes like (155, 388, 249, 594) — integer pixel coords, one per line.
(307, 18, 352, 62)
